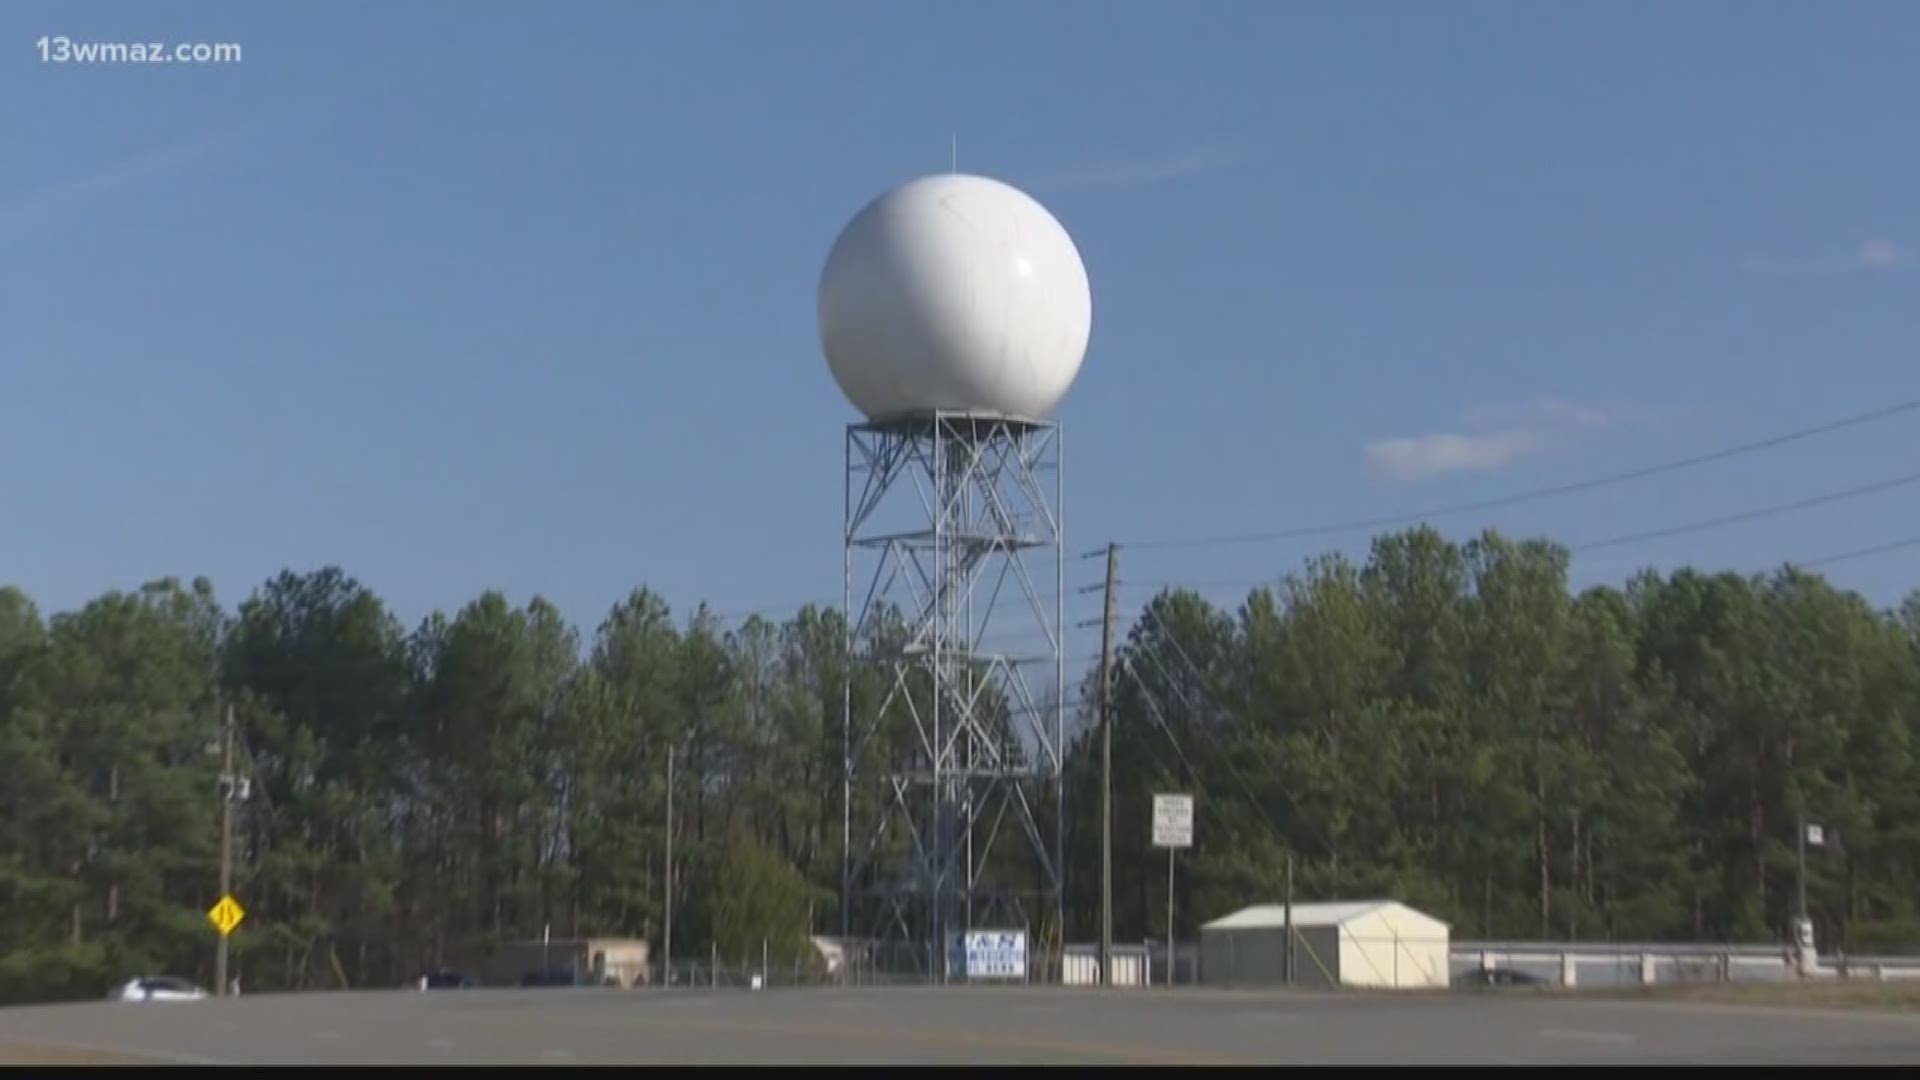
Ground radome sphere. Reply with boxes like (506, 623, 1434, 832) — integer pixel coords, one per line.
(818, 173, 1092, 422)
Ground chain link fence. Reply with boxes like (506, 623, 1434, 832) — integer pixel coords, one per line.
(495, 934, 1920, 992)
(643, 939, 1212, 989)
(653, 954, 840, 990)
(653, 939, 1033, 989)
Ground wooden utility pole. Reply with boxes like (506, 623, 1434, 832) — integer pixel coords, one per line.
(1096, 543, 1119, 987)
(664, 744, 674, 987)
(1284, 851, 1295, 986)
(216, 704, 235, 998)
(1796, 809, 1809, 924)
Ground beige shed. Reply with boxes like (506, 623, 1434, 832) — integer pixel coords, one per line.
(1199, 900, 1450, 989)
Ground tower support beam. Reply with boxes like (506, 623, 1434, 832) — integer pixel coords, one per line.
(841, 410, 1065, 980)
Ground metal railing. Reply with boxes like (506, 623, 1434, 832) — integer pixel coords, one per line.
(610, 936, 1920, 993)
(1452, 941, 1920, 987)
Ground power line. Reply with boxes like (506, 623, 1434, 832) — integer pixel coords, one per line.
(1797, 535, 1920, 570)
(708, 590, 1106, 629)
(1129, 630, 1329, 856)
(1120, 653, 1282, 850)
(706, 597, 840, 622)
(1572, 471, 1920, 552)
(1125, 643, 1296, 843)
(1115, 396, 1920, 552)
(1117, 470, 1920, 598)
(608, 400, 1920, 648)
(1119, 654, 1203, 784)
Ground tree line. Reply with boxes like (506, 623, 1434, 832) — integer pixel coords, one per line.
(1072, 527, 1920, 960)
(2, 524, 1916, 1002)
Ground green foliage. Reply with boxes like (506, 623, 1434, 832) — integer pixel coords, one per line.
(689, 828, 831, 968)
(3, 528, 1920, 1004)
(1069, 527, 1920, 955)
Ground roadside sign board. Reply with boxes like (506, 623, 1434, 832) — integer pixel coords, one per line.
(1153, 793, 1193, 849)
(208, 895, 245, 936)
(949, 930, 1027, 979)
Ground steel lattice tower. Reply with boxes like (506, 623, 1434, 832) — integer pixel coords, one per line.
(840, 410, 1065, 979)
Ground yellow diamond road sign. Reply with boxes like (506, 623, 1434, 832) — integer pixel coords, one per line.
(208, 895, 245, 936)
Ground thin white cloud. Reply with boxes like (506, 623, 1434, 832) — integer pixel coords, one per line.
(0, 135, 221, 238)
(1857, 239, 1910, 269)
(1741, 239, 1912, 276)
(1364, 397, 1651, 483)
(1364, 429, 1544, 483)
(1027, 141, 1253, 194)
(1461, 397, 1609, 432)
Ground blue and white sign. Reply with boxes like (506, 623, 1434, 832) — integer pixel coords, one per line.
(952, 929, 1027, 980)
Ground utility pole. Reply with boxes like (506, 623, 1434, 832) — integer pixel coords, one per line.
(1793, 808, 1816, 979)
(1096, 543, 1119, 987)
(664, 743, 674, 988)
(1284, 852, 1295, 987)
(215, 703, 235, 998)
(1796, 808, 1808, 923)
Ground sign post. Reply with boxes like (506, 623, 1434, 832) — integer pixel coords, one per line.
(1152, 793, 1193, 989)
(1795, 813, 1827, 976)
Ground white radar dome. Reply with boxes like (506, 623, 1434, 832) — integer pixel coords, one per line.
(818, 173, 1092, 422)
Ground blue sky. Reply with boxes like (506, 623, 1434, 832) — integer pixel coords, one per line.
(3, 0, 1916, 651)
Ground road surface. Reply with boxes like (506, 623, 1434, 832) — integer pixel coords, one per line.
(1, 985, 1915, 1065)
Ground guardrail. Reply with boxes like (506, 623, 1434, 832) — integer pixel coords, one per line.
(1452, 941, 1920, 987)
(625, 939, 1920, 991)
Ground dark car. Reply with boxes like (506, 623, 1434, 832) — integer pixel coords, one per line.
(1453, 967, 1549, 990)
(418, 969, 476, 990)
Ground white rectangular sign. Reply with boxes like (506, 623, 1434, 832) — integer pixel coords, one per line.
(958, 930, 1027, 979)
(1806, 823, 1824, 847)
(1153, 793, 1193, 849)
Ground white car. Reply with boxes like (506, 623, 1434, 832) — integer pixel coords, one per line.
(109, 976, 209, 1002)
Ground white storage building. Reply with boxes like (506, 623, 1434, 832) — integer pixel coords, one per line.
(1199, 900, 1450, 989)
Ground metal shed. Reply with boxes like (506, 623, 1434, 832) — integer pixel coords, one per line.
(1199, 900, 1450, 989)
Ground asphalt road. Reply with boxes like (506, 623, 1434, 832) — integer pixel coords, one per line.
(1, 985, 1916, 1065)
